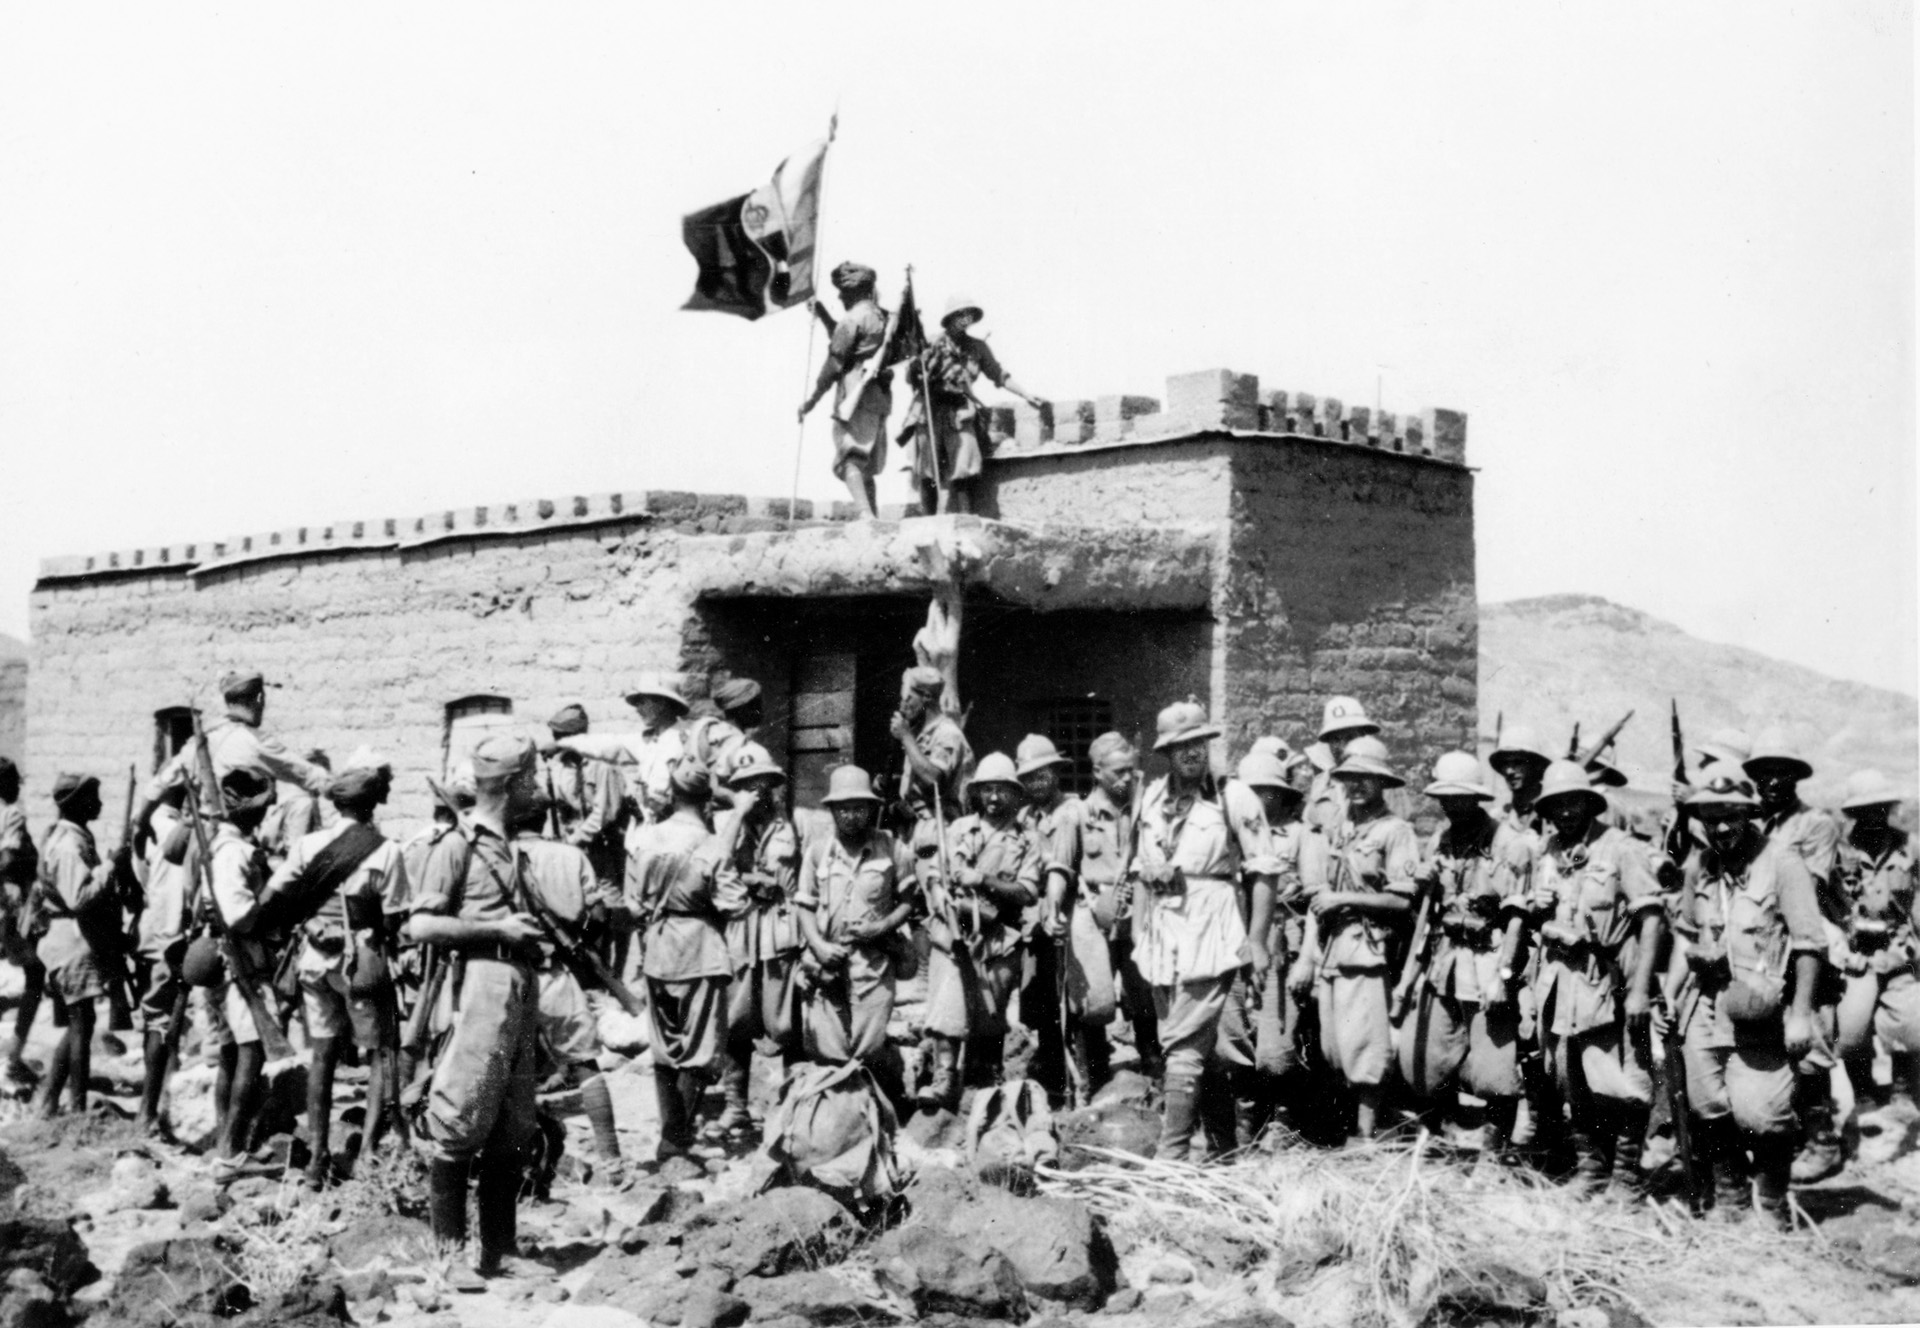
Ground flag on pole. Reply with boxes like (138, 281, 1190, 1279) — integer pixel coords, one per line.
(681, 127, 832, 321)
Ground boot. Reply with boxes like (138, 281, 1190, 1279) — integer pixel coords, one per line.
(1083, 1026, 1112, 1095)
(1702, 1115, 1752, 1223)
(303, 1039, 336, 1192)
(916, 1037, 960, 1113)
(1156, 1074, 1200, 1162)
(1603, 1103, 1651, 1203)
(1790, 1073, 1844, 1183)
(964, 1032, 1005, 1091)
(1752, 1135, 1796, 1232)
(580, 1073, 623, 1174)
(427, 1157, 471, 1248)
(473, 1147, 521, 1274)
(1232, 1068, 1263, 1151)
(1197, 1066, 1232, 1158)
(715, 1057, 752, 1134)
(677, 1070, 708, 1146)
(1567, 1110, 1612, 1197)
(1477, 1096, 1520, 1171)
(653, 1067, 690, 1159)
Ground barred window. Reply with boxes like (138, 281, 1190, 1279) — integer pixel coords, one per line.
(444, 695, 514, 777)
(1031, 696, 1115, 797)
(153, 706, 196, 772)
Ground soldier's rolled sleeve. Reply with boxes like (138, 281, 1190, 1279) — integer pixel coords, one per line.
(560, 734, 639, 766)
(410, 836, 464, 916)
(708, 846, 751, 920)
(1226, 783, 1281, 877)
(1617, 841, 1664, 914)
(794, 841, 823, 910)
(210, 844, 259, 932)
(1381, 822, 1422, 899)
(1776, 853, 1827, 956)
(1799, 813, 1841, 887)
(975, 341, 1009, 388)
(378, 851, 412, 916)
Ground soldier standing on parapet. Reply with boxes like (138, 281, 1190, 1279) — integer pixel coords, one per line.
(1832, 771, 1920, 1108)
(799, 262, 895, 521)
(28, 773, 129, 1119)
(713, 743, 803, 1136)
(138, 671, 332, 836)
(257, 751, 409, 1190)
(1667, 764, 1825, 1228)
(1529, 759, 1665, 1199)
(627, 758, 749, 1168)
(1134, 702, 1278, 1161)
(919, 753, 1041, 1110)
(1397, 753, 1536, 1163)
(0, 757, 44, 1086)
(901, 296, 1045, 516)
(407, 736, 547, 1289)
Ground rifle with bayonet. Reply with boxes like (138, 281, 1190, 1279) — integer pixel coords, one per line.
(184, 710, 294, 1060)
(1390, 868, 1439, 1023)
(1576, 710, 1635, 768)
(402, 779, 466, 1058)
(1661, 968, 1702, 1210)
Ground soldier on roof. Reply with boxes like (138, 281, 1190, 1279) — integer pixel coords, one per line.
(799, 262, 895, 520)
(900, 296, 1045, 516)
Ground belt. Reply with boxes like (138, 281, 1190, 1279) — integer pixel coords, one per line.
(463, 943, 533, 965)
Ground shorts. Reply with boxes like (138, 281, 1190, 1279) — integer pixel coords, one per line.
(209, 973, 281, 1047)
(45, 953, 105, 1010)
(1316, 970, 1391, 1088)
(1395, 990, 1522, 1099)
(1837, 969, 1920, 1059)
(139, 959, 188, 1038)
(832, 381, 892, 476)
(300, 966, 384, 1047)
(537, 967, 600, 1068)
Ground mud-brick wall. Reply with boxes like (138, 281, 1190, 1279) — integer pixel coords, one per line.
(0, 645, 24, 765)
(977, 437, 1234, 528)
(25, 521, 713, 833)
(1218, 440, 1477, 771)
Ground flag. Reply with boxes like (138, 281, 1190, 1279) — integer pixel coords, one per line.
(681, 131, 830, 321)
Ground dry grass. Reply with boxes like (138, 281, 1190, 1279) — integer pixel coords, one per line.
(1037, 1133, 1847, 1328)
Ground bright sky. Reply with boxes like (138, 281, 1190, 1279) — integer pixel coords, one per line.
(2, 4, 1913, 695)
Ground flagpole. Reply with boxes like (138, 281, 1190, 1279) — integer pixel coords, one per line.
(789, 110, 839, 531)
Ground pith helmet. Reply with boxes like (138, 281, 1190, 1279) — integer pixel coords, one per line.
(1535, 759, 1608, 816)
(1236, 750, 1299, 793)
(1154, 701, 1221, 751)
(1332, 735, 1403, 788)
(972, 752, 1022, 789)
(624, 672, 689, 714)
(1490, 725, 1552, 775)
(1585, 749, 1628, 789)
(1743, 728, 1813, 783)
(1694, 727, 1753, 766)
(1318, 696, 1380, 742)
(1686, 761, 1759, 810)
(51, 772, 100, 809)
(942, 294, 984, 328)
(1842, 769, 1904, 811)
(820, 766, 882, 805)
(726, 742, 785, 787)
(1016, 734, 1071, 777)
(1424, 751, 1492, 800)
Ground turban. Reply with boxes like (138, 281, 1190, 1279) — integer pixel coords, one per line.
(671, 756, 713, 800)
(328, 766, 391, 806)
(712, 679, 762, 713)
(548, 703, 590, 737)
(903, 666, 945, 697)
(218, 669, 265, 700)
(51, 772, 99, 808)
(830, 262, 876, 293)
(220, 766, 276, 814)
(472, 735, 535, 780)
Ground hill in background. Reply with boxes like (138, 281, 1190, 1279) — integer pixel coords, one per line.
(1479, 594, 1917, 807)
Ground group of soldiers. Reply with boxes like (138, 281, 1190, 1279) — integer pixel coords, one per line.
(0, 665, 1913, 1286)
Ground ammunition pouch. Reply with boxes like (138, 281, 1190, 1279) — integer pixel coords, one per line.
(1142, 863, 1186, 899)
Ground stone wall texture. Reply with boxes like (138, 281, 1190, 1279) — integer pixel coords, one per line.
(27, 392, 1475, 831)
(0, 649, 24, 766)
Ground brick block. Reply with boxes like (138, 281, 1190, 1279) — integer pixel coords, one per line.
(1375, 412, 1401, 453)
(1430, 408, 1468, 464)
(1164, 369, 1260, 430)
(1012, 400, 1053, 450)
(1343, 405, 1373, 446)
(985, 405, 1017, 444)
(1051, 399, 1095, 445)
(1094, 395, 1160, 441)
(1260, 390, 1289, 431)
(1402, 415, 1426, 455)
(1315, 397, 1344, 440)
(1286, 392, 1315, 433)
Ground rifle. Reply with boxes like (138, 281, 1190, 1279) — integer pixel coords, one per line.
(811, 299, 837, 337)
(402, 779, 467, 1057)
(423, 777, 644, 1018)
(1669, 701, 1688, 786)
(181, 744, 294, 1059)
(1576, 710, 1636, 768)
(1660, 971, 1702, 1209)
(1566, 722, 1581, 761)
(1390, 876, 1437, 1022)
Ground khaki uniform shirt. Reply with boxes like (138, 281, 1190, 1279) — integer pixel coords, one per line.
(411, 814, 522, 927)
(627, 815, 747, 982)
(941, 813, 1041, 959)
(270, 819, 410, 935)
(1534, 822, 1662, 1037)
(1135, 778, 1277, 985)
(205, 822, 272, 979)
(1315, 806, 1421, 974)
(147, 709, 331, 802)
(725, 815, 803, 966)
(36, 820, 110, 970)
(564, 726, 685, 825)
(1423, 811, 1534, 1002)
(136, 805, 191, 960)
(511, 832, 600, 969)
(541, 753, 627, 885)
(796, 829, 917, 983)
(1760, 800, 1843, 920)
(1837, 829, 1919, 975)
(1676, 825, 1826, 1048)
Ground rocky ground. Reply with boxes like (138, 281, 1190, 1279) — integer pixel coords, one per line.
(3, 1003, 1920, 1328)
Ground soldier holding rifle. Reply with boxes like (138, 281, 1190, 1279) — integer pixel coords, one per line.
(900, 296, 1045, 517)
(133, 783, 192, 1139)
(256, 749, 410, 1190)
(138, 670, 331, 833)
(1017, 733, 1104, 1106)
(799, 262, 896, 520)
(27, 773, 132, 1119)
(1832, 770, 1920, 1108)
(796, 766, 919, 1068)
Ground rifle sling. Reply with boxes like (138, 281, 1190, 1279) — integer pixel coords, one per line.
(260, 821, 386, 934)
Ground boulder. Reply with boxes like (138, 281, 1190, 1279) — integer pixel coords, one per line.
(77, 1153, 168, 1218)
(902, 1166, 975, 1229)
(870, 1226, 1027, 1320)
(1860, 1225, 1920, 1285)
(901, 1109, 966, 1152)
(574, 1245, 699, 1309)
(0, 1218, 95, 1298)
(326, 1212, 433, 1270)
(736, 1270, 899, 1325)
(679, 1189, 856, 1278)
(96, 1235, 245, 1327)
(0, 1268, 67, 1328)
(944, 1190, 1116, 1309)
(0, 1147, 26, 1209)
(1054, 1101, 1158, 1170)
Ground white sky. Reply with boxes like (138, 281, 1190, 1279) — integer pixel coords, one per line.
(2, 3, 1914, 695)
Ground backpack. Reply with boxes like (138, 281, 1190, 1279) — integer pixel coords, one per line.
(753, 1060, 902, 1208)
(967, 1078, 1059, 1173)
